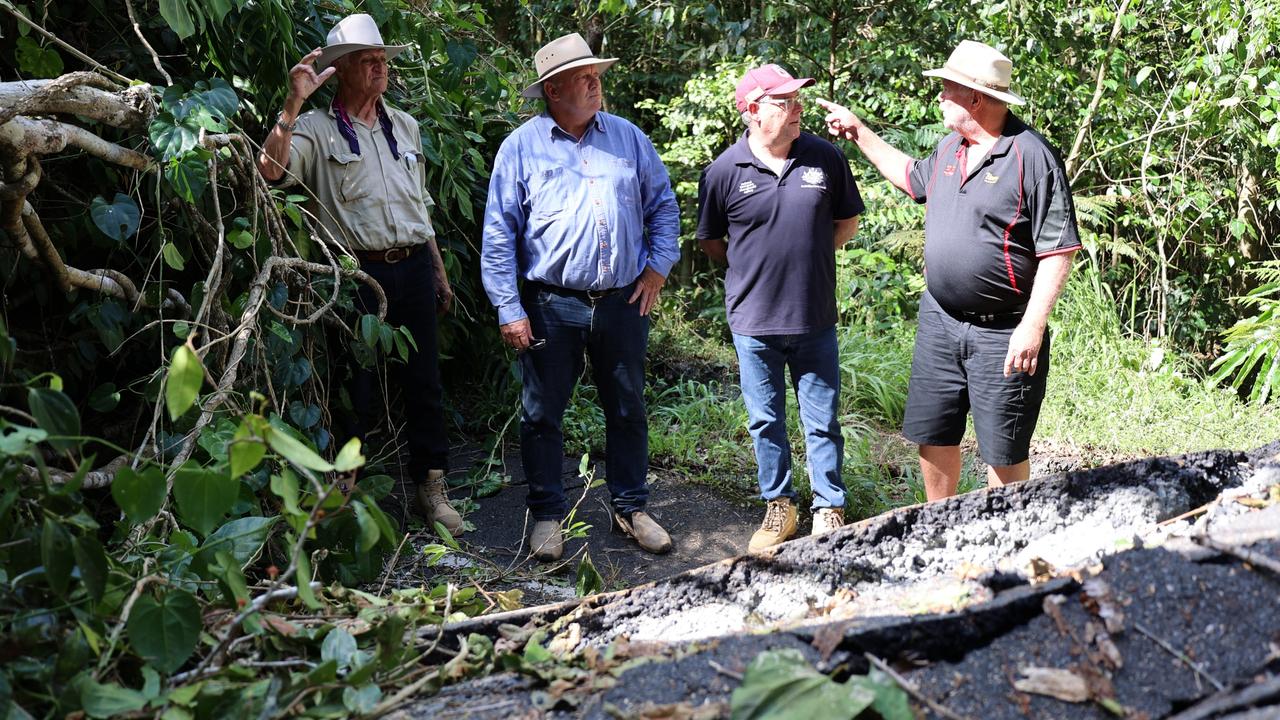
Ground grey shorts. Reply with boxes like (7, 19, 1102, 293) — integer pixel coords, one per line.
(902, 292, 1049, 466)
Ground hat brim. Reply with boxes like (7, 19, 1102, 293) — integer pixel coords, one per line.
(317, 43, 410, 71)
(521, 57, 619, 99)
(923, 67, 1025, 106)
(736, 77, 815, 112)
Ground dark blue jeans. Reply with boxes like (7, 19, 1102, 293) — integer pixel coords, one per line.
(352, 250, 449, 478)
(518, 282, 650, 520)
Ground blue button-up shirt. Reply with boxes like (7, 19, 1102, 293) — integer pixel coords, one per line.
(481, 111, 681, 325)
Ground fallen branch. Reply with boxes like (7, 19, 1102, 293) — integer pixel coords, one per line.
(1193, 535, 1280, 577)
(1164, 674, 1280, 720)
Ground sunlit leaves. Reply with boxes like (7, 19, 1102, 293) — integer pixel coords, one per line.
(166, 345, 204, 420)
(730, 649, 911, 720)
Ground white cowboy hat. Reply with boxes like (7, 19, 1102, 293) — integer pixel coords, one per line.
(521, 33, 618, 99)
(922, 40, 1026, 106)
(316, 14, 410, 70)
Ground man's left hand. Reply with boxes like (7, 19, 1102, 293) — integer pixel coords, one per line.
(436, 276, 454, 316)
(1003, 322, 1044, 377)
(628, 267, 666, 316)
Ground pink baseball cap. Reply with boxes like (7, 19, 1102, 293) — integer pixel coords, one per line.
(735, 64, 815, 112)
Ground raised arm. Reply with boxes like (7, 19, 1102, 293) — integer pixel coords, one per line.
(815, 98, 914, 194)
(257, 48, 336, 182)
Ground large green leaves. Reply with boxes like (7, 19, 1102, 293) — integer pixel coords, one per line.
(158, 0, 196, 39)
(72, 535, 109, 602)
(27, 387, 80, 452)
(79, 679, 147, 719)
(89, 194, 141, 241)
(111, 466, 166, 524)
(41, 519, 74, 597)
(166, 345, 204, 420)
(172, 464, 237, 536)
(127, 589, 201, 673)
(730, 649, 910, 720)
(199, 516, 277, 567)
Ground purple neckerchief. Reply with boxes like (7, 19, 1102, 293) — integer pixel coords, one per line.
(331, 98, 400, 160)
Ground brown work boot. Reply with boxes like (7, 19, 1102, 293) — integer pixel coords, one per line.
(614, 510, 672, 554)
(416, 469, 463, 537)
(811, 507, 845, 537)
(530, 520, 563, 561)
(748, 497, 798, 553)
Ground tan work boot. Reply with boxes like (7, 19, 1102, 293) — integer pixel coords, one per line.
(416, 469, 463, 537)
(811, 507, 845, 537)
(530, 520, 563, 561)
(748, 497, 798, 553)
(614, 511, 672, 554)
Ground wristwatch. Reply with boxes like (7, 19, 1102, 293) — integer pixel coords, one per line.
(276, 113, 298, 132)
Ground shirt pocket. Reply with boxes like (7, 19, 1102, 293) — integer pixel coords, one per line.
(527, 166, 567, 219)
(328, 152, 371, 204)
(610, 157, 639, 207)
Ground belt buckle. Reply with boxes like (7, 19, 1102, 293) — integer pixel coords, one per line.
(384, 247, 410, 264)
(586, 288, 610, 301)
(978, 313, 995, 322)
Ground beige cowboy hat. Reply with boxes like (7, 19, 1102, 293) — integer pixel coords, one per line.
(316, 14, 410, 70)
(521, 33, 618, 99)
(922, 40, 1026, 106)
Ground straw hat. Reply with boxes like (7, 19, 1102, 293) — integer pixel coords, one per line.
(315, 14, 410, 70)
(922, 40, 1026, 106)
(521, 33, 618, 99)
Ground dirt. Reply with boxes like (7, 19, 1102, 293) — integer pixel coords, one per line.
(388, 443, 1280, 719)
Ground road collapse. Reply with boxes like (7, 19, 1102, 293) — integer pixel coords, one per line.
(397, 444, 1280, 719)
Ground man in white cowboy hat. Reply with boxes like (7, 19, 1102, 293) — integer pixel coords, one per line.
(257, 14, 461, 536)
(696, 64, 864, 552)
(481, 33, 680, 561)
(816, 40, 1080, 501)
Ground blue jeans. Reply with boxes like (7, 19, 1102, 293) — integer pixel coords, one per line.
(518, 282, 650, 520)
(732, 327, 845, 510)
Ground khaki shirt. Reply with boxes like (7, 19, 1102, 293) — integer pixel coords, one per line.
(283, 103, 436, 252)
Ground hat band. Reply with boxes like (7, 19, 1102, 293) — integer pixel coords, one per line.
(947, 64, 1010, 92)
(537, 53, 599, 82)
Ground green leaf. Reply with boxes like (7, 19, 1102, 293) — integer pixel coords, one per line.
(270, 470, 301, 515)
(356, 474, 394, 501)
(87, 383, 121, 413)
(112, 466, 167, 524)
(522, 632, 552, 665)
(158, 0, 196, 39)
(0, 422, 47, 456)
(343, 684, 382, 714)
(295, 543, 322, 610)
(333, 437, 364, 472)
(352, 500, 380, 552)
(73, 535, 109, 602)
(730, 648, 876, 720)
(165, 154, 210, 202)
(166, 345, 203, 420)
(15, 37, 63, 78)
(200, 516, 277, 567)
(321, 628, 357, 673)
(127, 589, 201, 673)
(148, 113, 199, 160)
(575, 552, 603, 597)
(212, 549, 249, 606)
(162, 241, 186, 271)
(362, 499, 398, 545)
(228, 229, 254, 249)
(267, 427, 333, 472)
(172, 464, 237, 536)
(80, 679, 147, 719)
(89, 194, 141, 241)
(27, 387, 81, 452)
(228, 437, 266, 479)
(41, 519, 74, 597)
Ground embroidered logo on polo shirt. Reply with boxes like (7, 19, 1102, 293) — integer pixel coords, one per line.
(943, 164, 956, 176)
(800, 167, 826, 188)
(738, 180, 757, 194)
(983, 172, 999, 184)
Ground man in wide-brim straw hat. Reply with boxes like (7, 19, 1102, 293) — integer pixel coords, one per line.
(817, 40, 1081, 501)
(257, 14, 462, 537)
(481, 33, 681, 562)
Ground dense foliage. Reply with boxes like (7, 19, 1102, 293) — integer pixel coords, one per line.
(2, 0, 1279, 717)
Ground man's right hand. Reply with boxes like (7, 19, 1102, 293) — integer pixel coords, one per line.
(288, 48, 337, 106)
(499, 318, 534, 350)
(814, 98, 863, 141)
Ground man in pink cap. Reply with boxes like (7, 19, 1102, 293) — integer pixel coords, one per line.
(697, 64, 864, 552)
(817, 40, 1081, 501)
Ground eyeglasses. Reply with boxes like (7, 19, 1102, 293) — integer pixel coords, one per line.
(757, 95, 802, 112)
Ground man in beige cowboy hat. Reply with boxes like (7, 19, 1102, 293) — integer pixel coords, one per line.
(257, 14, 461, 536)
(481, 33, 680, 561)
(817, 40, 1081, 501)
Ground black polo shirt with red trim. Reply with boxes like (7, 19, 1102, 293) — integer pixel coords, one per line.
(697, 131, 863, 335)
(904, 114, 1080, 315)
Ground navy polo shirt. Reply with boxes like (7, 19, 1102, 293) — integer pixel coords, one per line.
(905, 114, 1080, 315)
(697, 131, 863, 335)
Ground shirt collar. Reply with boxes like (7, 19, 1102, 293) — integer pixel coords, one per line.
(541, 111, 607, 140)
(982, 112, 1027, 160)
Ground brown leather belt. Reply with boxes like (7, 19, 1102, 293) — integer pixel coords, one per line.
(352, 245, 420, 264)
